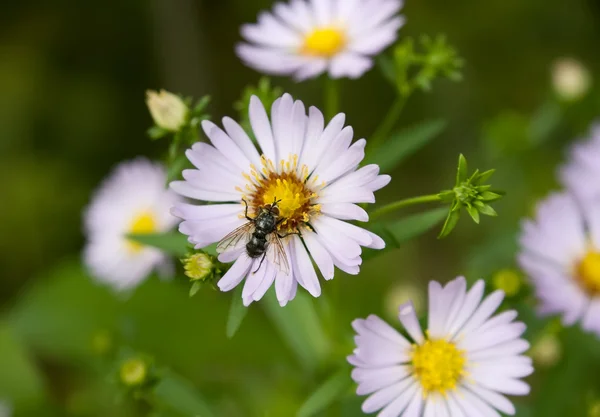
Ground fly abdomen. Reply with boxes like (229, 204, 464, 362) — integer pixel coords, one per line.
(246, 235, 267, 258)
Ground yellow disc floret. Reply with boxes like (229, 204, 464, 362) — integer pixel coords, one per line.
(302, 27, 346, 57)
(411, 339, 466, 396)
(577, 251, 600, 295)
(127, 212, 157, 252)
(238, 155, 323, 234)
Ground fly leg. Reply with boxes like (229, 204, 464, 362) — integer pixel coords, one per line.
(253, 252, 267, 274)
(242, 199, 253, 221)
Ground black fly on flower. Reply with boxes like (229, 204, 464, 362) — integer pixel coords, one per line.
(217, 199, 290, 275)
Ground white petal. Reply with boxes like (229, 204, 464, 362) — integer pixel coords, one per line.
(362, 378, 414, 413)
(302, 230, 335, 280)
(290, 235, 321, 297)
(376, 381, 418, 417)
(328, 52, 373, 79)
(249, 95, 277, 162)
(217, 254, 253, 292)
(222, 116, 263, 169)
(401, 388, 424, 417)
(321, 203, 369, 221)
(455, 290, 504, 338)
(447, 280, 485, 339)
(398, 302, 424, 344)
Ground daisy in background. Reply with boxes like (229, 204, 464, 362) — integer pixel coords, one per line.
(519, 192, 600, 337)
(84, 158, 182, 291)
(559, 123, 600, 201)
(237, 0, 405, 81)
(171, 93, 389, 306)
(349, 276, 532, 417)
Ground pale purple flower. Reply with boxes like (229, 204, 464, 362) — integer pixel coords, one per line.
(349, 276, 532, 416)
(560, 123, 600, 201)
(84, 158, 182, 291)
(519, 191, 600, 336)
(171, 94, 389, 306)
(236, 0, 405, 81)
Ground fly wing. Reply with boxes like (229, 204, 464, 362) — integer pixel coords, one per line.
(217, 222, 254, 253)
(266, 233, 290, 275)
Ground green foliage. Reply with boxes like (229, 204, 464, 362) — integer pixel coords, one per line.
(235, 77, 283, 133)
(225, 286, 248, 339)
(364, 119, 447, 172)
(437, 154, 505, 238)
(153, 372, 216, 417)
(297, 367, 351, 417)
(378, 34, 463, 97)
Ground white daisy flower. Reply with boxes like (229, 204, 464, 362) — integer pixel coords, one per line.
(519, 191, 600, 336)
(170, 93, 389, 306)
(236, 0, 405, 81)
(559, 123, 600, 201)
(84, 158, 182, 291)
(349, 276, 532, 417)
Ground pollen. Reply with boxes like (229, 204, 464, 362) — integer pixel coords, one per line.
(127, 212, 157, 252)
(411, 338, 466, 397)
(244, 154, 322, 234)
(302, 27, 346, 57)
(576, 251, 600, 295)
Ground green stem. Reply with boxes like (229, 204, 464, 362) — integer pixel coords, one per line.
(369, 95, 408, 149)
(324, 77, 339, 120)
(370, 194, 442, 220)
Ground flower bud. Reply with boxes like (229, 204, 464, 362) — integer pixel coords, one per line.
(492, 269, 522, 297)
(183, 253, 214, 282)
(551, 58, 591, 102)
(531, 333, 561, 368)
(385, 281, 425, 321)
(119, 358, 148, 387)
(146, 89, 188, 131)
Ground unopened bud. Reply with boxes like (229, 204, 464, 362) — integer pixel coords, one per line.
(531, 334, 561, 368)
(119, 358, 148, 387)
(492, 269, 522, 297)
(183, 253, 214, 281)
(385, 282, 425, 321)
(146, 89, 188, 131)
(551, 58, 591, 102)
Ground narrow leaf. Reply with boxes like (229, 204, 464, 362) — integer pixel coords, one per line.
(456, 154, 468, 184)
(153, 372, 216, 417)
(189, 281, 201, 297)
(128, 232, 190, 257)
(365, 119, 447, 172)
(478, 204, 498, 217)
(226, 286, 248, 339)
(438, 208, 461, 239)
(297, 368, 351, 417)
(376, 55, 396, 86)
(466, 205, 480, 224)
(262, 291, 330, 371)
(474, 169, 495, 185)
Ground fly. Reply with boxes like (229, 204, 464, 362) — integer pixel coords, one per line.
(217, 198, 291, 274)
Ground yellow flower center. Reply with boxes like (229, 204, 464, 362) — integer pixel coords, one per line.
(127, 212, 157, 252)
(411, 339, 466, 396)
(302, 27, 346, 57)
(238, 155, 323, 234)
(577, 251, 600, 294)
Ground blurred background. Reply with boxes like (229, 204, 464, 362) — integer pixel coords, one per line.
(1, 0, 600, 416)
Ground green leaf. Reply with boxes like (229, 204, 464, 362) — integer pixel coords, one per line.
(438, 207, 460, 239)
(0, 323, 47, 408)
(189, 281, 202, 297)
(437, 190, 455, 203)
(226, 286, 248, 339)
(192, 95, 211, 114)
(128, 232, 190, 257)
(364, 208, 448, 260)
(386, 207, 448, 244)
(479, 191, 503, 202)
(474, 169, 495, 185)
(166, 153, 190, 183)
(364, 119, 447, 172)
(297, 368, 351, 417)
(262, 290, 331, 371)
(376, 55, 396, 86)
(153, 372, 216, 417)
(456, 154, 468, 184)
(478, 204, 498, 217)
(466, 205, 480, 224)
(148, 126, 169, 140)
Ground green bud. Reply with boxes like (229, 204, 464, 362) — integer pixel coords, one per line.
(146, 90, 189, 132)
(438, 154, 505, 238)
(492, 269, 522, 297)
(182, 253, 214, 282)
(235, 77, 283, 133)
(120, 358, 148, 387)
